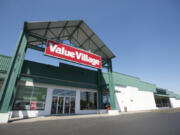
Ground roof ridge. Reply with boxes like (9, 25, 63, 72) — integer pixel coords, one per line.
(0, 54, 11, 58)
(113, 71, 140, 79)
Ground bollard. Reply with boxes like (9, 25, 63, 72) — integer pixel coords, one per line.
(124, 106, 127, 112)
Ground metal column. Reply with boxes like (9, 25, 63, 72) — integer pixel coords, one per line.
(97, 69, 103, 109)
(0, 29, 28, 113)
(107, 59, 116, 110)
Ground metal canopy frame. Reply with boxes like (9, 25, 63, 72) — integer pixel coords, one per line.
(0, 20, 116, 114)
(26, 20, 115, 61)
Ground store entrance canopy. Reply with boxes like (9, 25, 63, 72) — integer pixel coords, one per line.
(25, 20, 115, 60)
(0, 20, 117, 114)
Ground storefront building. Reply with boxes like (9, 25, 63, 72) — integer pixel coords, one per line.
(0, 56, 104, 117)
(113, 73, 180, 112)
(0, 20, 117, 123)
(1, 54, 180, 122)
(0, 20, 180, 123)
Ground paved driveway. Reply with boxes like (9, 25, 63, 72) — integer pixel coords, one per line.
(0, 111, 180, 135)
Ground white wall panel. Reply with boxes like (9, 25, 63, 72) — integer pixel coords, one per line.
(115, 86, 157, 112)
(170, 98, 180, 108)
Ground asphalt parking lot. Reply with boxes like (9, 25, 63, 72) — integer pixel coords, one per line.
(0, 111, 180, 135)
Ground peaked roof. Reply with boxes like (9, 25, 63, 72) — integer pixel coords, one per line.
(25, 20, 115, 59)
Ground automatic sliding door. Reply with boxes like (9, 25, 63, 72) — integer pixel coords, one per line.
(52, 89, 76, 115)
(57, 97, 64, 114)
(64, 97, 70, 114)
(51, 96, 58, 114)
(64, 97, 75, 114)
(70, 97, 75, 113)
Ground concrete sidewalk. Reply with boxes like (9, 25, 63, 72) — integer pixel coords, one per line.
(8, 108, 180, 124)
(8, 110, 155, 123)
(1, 111, 180, 135)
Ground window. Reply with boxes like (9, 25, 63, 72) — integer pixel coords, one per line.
(53, 89, 76, 96)
(80, 91, 97, 110)
(102, 90, 110, 109)
(103, 94, 110, 109)
(154, 95, 171, 108)
(12, 86, 47, 110)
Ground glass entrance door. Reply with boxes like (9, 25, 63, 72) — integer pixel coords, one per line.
(51, 96, 58, 114)
(64, 97, 70, 114)
(57, 97, 64, 114)
(70, 97, 75, 113)
(51, 96, 75, 115)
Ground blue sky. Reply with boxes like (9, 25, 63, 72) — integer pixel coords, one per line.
(0, 0, 180, 94)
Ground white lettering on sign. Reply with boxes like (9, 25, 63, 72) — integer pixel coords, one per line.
(49, 42, 100, 66)
(50, 43, 75, 58)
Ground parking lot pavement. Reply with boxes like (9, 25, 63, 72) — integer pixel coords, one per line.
(0, 111, 180, 135)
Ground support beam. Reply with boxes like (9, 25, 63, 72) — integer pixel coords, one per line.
(57, 21, 69, 40)
(93, 45, 105, 54)
(102, 59, 108, 67)
(49, 29, 58, 38)
(65, 28, 80, 48)
(28, 25, 77, 31)
(107, 59, 116, 110)
(79, 27, 108, 58)
(70, 21, 83, 38)
(29, 32, 47, 42)
(78, 34, 94, 48)
(97, 69, 103, 109)
(0, 30, 28, 113)
(27, 44, 45, 52)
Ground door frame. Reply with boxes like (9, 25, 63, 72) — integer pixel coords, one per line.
(51, 96, 75, 115)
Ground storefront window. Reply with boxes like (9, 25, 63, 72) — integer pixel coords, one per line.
(102, 90, 110, 109)
(80, 91, 97, 110)
(12, 86, 47, 110)
(154, 95, 171, 107)
(103, 94, 110, 109)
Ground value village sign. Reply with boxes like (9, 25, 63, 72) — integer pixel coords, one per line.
(44, 40, 102, 69)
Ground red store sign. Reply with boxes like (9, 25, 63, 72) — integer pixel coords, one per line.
(44, 40, 102, 69)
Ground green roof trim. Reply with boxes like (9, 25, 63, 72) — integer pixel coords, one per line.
(102, 73, 109, 84)
(156, 88, 180, 100)
(138, 81, 156, 92)
(112, 72, 140, 88)
(111, 72, 156, 92)
(0, 73, 6, 79)
(0, 55, 11, 72)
